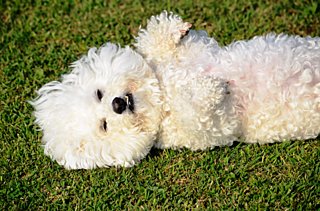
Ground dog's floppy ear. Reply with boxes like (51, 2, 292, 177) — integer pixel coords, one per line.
(30, 80, 65, 129)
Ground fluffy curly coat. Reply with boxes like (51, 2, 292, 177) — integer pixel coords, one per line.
(32, 11, 320, 169)
(136, 11, 320, 149)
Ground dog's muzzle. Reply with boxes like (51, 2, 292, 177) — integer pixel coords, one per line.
(112, 93, 134, 114)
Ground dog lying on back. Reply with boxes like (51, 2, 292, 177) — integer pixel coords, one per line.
(32, 11, 320, 169)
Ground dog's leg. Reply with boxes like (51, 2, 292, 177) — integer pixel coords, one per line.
(156, 75, 240, 150)
(134, 11, 192, 65)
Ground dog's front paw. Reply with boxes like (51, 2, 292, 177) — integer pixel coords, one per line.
(191, 76, 230, 113)
(135, 11, 192, 63)
(176, 22, 192, 42)
(155, 11, 192, 44)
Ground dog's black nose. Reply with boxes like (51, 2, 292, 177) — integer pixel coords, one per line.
(112, 97, 127, 114)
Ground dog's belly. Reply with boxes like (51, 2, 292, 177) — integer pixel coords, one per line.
(206, 34, 320, 143)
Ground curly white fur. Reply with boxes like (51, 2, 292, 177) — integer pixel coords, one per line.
(31, 44, 162, 169)
(32, 11, 320, 169)
(135, 11, 320, 148)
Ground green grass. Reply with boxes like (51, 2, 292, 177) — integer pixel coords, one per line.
(1, 0, 319, 209)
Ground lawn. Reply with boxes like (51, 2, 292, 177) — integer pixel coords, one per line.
(1, 0, 319, 209)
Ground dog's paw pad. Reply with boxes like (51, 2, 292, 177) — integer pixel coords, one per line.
(173, 22, 192, 43)
(179, 22, 192, 38)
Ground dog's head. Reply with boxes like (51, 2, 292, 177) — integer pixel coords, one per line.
(31, 43, 162, 169)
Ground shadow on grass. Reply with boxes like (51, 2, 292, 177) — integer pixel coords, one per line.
(146, 147, 164, 160)
(145, 134, 319, 161)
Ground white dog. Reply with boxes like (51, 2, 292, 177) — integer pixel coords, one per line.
(32, 11, 320, 169)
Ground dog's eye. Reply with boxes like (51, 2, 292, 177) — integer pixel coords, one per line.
(96, 89, 103, 101)
(100, 118, 107, 132)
